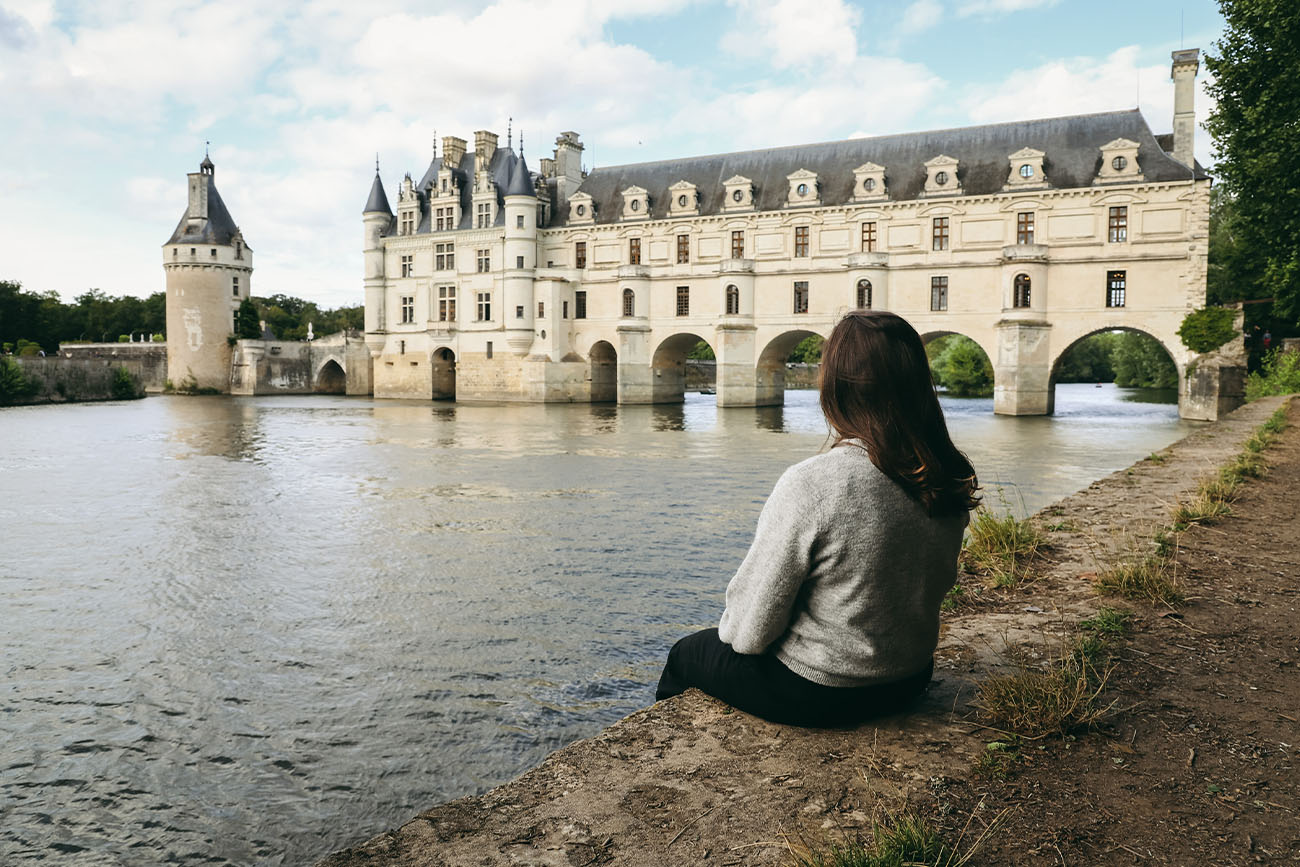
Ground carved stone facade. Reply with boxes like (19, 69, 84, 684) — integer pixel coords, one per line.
(364, 50, 1227, 418)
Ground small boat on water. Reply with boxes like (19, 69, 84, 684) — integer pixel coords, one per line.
(698, 387, 716, 395)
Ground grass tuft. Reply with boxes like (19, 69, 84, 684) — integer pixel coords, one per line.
(962, 504, 1045, 589)
(1093, 556, 1183, 607)
(1079, 607, 1133, 636)
(786, 811, 975, 867)
(975, 637, 1115, 740)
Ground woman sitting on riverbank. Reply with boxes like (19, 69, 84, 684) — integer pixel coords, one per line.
(656, 310, 979, 727)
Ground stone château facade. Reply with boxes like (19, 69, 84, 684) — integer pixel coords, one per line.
(364, 49, 1219, 417)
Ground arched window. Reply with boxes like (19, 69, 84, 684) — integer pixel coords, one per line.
(856, 279, 872, 310)
(725, 284, 740, 315)
(622, 288, 635, 317)
(1013, 273, 1031, 308)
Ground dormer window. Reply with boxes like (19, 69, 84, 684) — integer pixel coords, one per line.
(1005, 147, 1047, 191)
(853, 163, 887, 202)
(785, 169, 820, 207)
(620, 185, 649, 220)
(568, 192, 595, 224)
(923, 155, 962, 197)
(1096, 138, 1143, 184)
(668, 180, 699, 217)
(723, 175, 754, 211)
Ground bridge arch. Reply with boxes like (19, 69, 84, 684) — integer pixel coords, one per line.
(651, 332, 715, 404)
(756, 328, 825, 405)
(431, 346, 456, 400)
(1047, 326, 1180, 414)
(920, 330, 996, 398)
(313, 357, 346, 394)
(588, 340, 617, 403)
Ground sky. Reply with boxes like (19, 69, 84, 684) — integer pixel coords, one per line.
(0, 0, 1225, 309)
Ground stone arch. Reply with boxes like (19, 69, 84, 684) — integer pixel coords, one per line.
(919, 330, 996, 397)
(1047, 326, 1180, 414)
(589, 340, 617, 403)
(314, 357, 346, 394)
(756, 328, 825, 406)
(431, 346, 456, 400)
(651, 332, 715, 404)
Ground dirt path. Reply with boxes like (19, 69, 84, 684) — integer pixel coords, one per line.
(318, 396, 1296, 867)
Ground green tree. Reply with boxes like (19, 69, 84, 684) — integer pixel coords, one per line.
(686, 340, 715, 360)
(236, 298, 262, 339)
(1054, 332, 1119, 383)
(930, 335, 993, 397)
(1204, 0, 1300, 326)
(787, 334, 824, 364)
(1112, 333, 1177, 389)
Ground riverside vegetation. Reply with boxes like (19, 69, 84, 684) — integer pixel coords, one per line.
(0, 356, 143, 406)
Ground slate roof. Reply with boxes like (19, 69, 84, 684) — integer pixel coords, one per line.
(374, 145, 536, 236)
(165, 172, 246, 247)
(555, 109, 1207, 227)
(364, 172, 392, 215)
(504, 152, 536, 198)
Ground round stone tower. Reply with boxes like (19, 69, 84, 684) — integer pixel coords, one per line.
(502, 150, 537, 355)
(163, 155, 252, 392)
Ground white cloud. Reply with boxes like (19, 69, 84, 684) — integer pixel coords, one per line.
(898, 0, 943, 35)
(955, 0, 1060, 15)
(720, 0, 861, 70)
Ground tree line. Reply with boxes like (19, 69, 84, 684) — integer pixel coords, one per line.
(0, 280, 362, 354)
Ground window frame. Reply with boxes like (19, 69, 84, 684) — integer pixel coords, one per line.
(1013, 273, 1031, 308)
(794, 225, 810, 258)
(400, 254, 414, 278)
(1106, 270, 1127, 308)
(1016, 212, 1035, 245)
(574, 291, 587, 319)
(676, 233, 689, 264)
(932, 217, 950, 251)
(793, 281, 809, 315)
(930, 276, 948, 311)
(725, 284, 740, 315)
(675, 285, 689, 317)
(856, 279, 872, 310)
(861, 221, 877, 253)
(622, 288, 635, 317)
(400, 294, 415, 324)
(476, 249, 490, 273)
(628, 237, 641, 265)
(1108, 206, 1128, 243)
(731, 230, 744, 259)
(575, 241, 587, 269)
(438, 285, 456, 322)
(476, 291, 492, 321)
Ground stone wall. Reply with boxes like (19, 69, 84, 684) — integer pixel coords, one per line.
(685, 359, 817, 390)
(230, 332, 372, 396)
(9, 356, 146, 403)
(57, 343, 168, 392)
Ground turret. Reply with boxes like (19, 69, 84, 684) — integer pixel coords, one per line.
(503, 150, 538, 355)
(362, 166, 393, 352)
(1171, 48, 1200, 169)
(162, 153, 253, 393)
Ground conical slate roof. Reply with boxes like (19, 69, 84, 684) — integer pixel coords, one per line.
(504, 152, 536, 198)
(363, 172, 392, 214)
(165, 170, 246, 246)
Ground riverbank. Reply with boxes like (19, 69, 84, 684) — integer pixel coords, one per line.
(1, 355, 146, 405)
(318, 394, 1295, 866)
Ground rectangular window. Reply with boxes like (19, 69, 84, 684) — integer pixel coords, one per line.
(400, 295, 415, 324)
(1017, 212, 1035, 245)
(676, 286, 689, 317)
(861, 221, 877, 252)
(400, 212, 415, 235)
(210, 247, 217, 257)
(794, 226, 809, 257)
(538, 301, 545, 318)
(731, 230, 744, 258)
(476, 202, 492, 229)
(930, 276, 948, 311)
(435, 242, 454, 271)
(932, 217, 950, 251)
(477, 249, 490, 273)
(438, 286, 456, 321)
(232, 276, 239, 297)
(563, 300, 569, 319)
(515, 305, 524, 319)
(1107, 270, 1127, 307)
(476, 292, 491, 321)
(435, 207, 445, 232)
(516, 255, 524, 269)
(676, 234, 689, 264)
(629, 237, 641, 265)
(575, 241, 587, 269)
(793, 281, 809, 314)
(401, 254, 413, 278)
(486, 341, 493, 359)
(1108, 206, 1128, 242)
(575, 291, 587, 319)
(516, 214, 524, 229)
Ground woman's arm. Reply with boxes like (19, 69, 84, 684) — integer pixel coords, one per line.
(717, 467, 822, 655)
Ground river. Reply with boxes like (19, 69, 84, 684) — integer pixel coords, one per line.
(0, 384, 1193, 864)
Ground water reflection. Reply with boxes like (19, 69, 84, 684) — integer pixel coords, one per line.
(0, 384, 1196, 865)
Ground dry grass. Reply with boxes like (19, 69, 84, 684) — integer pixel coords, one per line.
(785, 808, 1002, 867)
(962, 504, 1045, 589)
(975, 637, 1116, 740)
(1093, 556, 1183, 607)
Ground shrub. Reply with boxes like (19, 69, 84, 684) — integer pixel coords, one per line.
(0, 356, 36, 405)
(1245, 349, 1300, 400)
(930, 335, 993, 397)
(1177, 306, 1238, 353)
(110, 366, 141, 400)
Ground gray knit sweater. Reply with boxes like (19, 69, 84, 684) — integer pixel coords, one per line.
(717, 443, 968, 687)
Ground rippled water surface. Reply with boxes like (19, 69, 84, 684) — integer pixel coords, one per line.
(1, 385, 1195, 864)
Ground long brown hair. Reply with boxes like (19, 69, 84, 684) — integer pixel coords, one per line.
(819, 310, 979, 516)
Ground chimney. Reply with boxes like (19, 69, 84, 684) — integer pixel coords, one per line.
(186, 172, 209, 220)
(442, 135, 467, 169)
(539, 157, 555, 177)
(554, 131, 584, 202)
(1170, 48, 1200, 169)
(473, 130, 498, 172)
